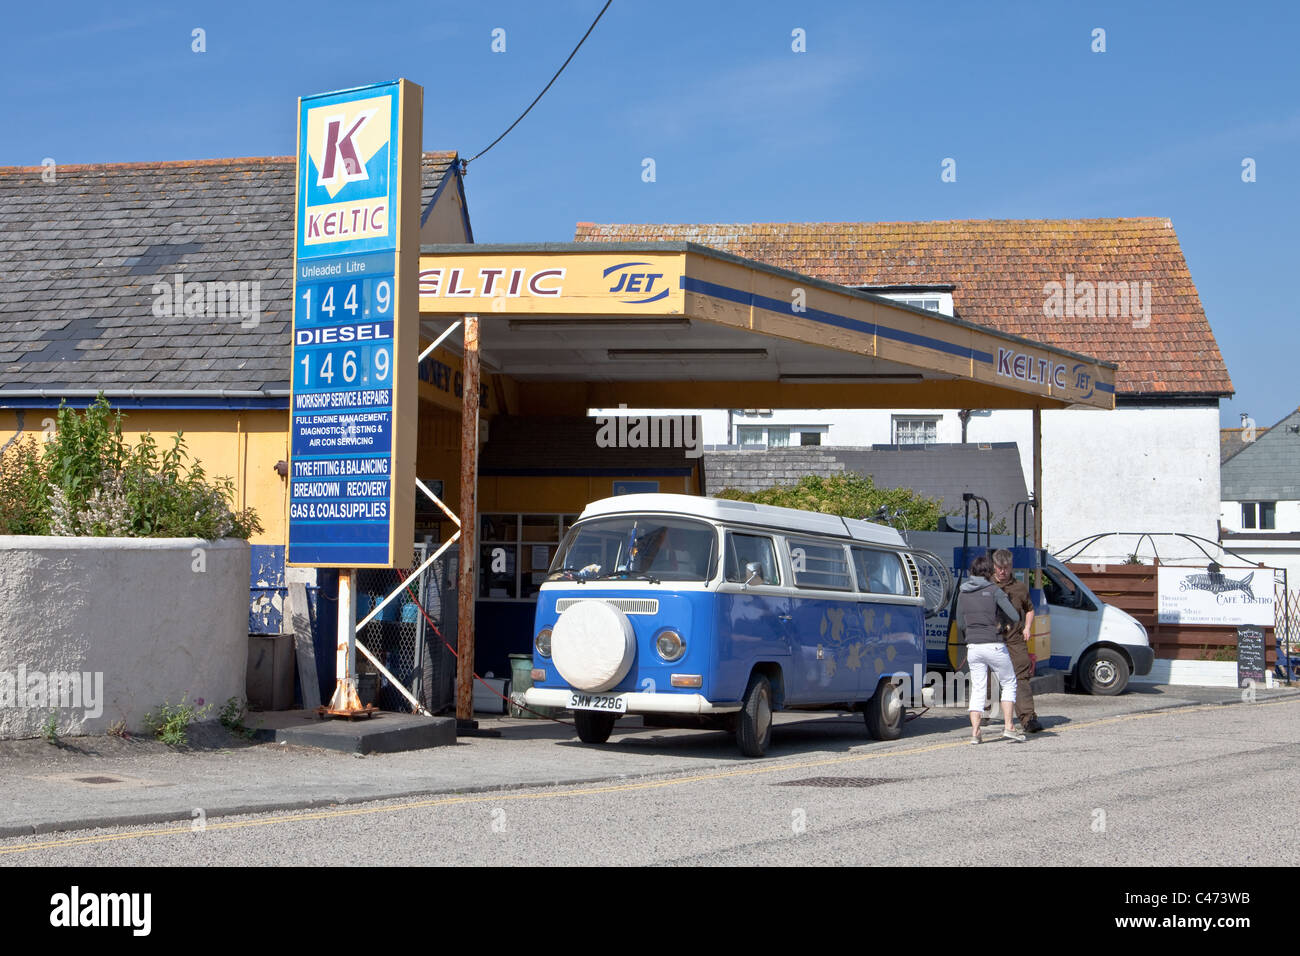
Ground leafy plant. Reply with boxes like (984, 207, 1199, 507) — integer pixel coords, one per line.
(1123, 554, 1145, 565)
(144, 695, 212, 747)
(41, 711, 59, 745)
(107, 719, 129, 738)
(0, 395, 261, 539)
(218, 696, 257, 740)
(0, 435, 51, 535)
(716, 472, 946, 531)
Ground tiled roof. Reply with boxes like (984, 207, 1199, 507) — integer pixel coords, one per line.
(0, 152, 460, 396)
(705, 443, 1028, 523)
(575, 219, 1232, 398)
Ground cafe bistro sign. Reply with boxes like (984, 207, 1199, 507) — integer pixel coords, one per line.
(1157, 564, 1275, 627)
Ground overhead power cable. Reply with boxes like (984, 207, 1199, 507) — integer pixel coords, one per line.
(462, 0, 614, 172)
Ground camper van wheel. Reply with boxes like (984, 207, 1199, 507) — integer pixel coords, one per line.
(865, 678, 905, 741)
(736, 674, 773, 758)
(573, 710, 617, 744)
(1077, 648, 1129, 697)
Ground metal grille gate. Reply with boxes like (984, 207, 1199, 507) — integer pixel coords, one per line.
(1274, 579, 1299, 681)
(354, 544, 460, 713)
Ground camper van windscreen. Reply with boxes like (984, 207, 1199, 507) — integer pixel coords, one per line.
(548, 516, 718, 583)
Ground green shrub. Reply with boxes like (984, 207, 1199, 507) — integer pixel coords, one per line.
(42, 711, 59, 745)
(0, 395, 261, 539)
(218, 696, 257, 740)
(144, 695, 213, 747)
(716, 472, 946, 531)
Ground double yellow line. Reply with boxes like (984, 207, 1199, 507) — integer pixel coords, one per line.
(4, 696, 1294, 857)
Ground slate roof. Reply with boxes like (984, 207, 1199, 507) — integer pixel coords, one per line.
(575, 219, 1232, 399)
(704, 443, 1028, 523)
(1220, 425, 1272, 463)
(1221, 408, 1300, 500)
(0, 152, 461, 399)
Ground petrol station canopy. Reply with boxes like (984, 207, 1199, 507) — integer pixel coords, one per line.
(417, 242, 1116, 413)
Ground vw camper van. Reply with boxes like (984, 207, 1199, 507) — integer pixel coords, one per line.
(523, 494, 951, 756)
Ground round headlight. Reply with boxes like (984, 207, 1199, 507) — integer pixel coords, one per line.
(655, 629, 685, 662)
(535, 628, 553, 658)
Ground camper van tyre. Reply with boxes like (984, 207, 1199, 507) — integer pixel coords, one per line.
(865, 678, 905, 741)
(574, 710, 617, 744)
(736, 674, 774, 757)
(1077, 647, 1129, 696)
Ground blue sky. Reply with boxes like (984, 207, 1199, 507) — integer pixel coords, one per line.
(4, 0, 1297, 429)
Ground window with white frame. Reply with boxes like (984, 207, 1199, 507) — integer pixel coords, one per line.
(736, 424, 815, 447)
(892, 416, 939, 445)
(1241, 501, 1276, 530)
(857, 289, 955, 317)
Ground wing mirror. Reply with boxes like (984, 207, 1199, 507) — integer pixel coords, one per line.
(744, 562, 763, 587)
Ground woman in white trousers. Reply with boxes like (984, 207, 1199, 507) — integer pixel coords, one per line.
(956, 554, 1026, 744)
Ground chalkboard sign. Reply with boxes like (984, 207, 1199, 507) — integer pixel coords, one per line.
(1236, 625, 1267, 686)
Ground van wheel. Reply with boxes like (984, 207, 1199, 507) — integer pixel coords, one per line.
(1077, 648, 1130, 696)
(865, 678, 905, 741)
(736, 674, 773, 757)
(573, 710, 617, 744)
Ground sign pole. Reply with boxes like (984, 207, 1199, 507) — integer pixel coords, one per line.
(329, 568, 361, 711)
(456, 313, 480, 722)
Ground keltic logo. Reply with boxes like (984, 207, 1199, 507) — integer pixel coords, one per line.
(302, 93, 393, 247)
(603, 262, 668, 304)
(997, 348, 1068, 389)
(317, 109, 376, 187)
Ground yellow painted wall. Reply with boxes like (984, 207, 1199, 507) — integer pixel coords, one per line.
(2, 399, 700, 550)
(0, 407, 290, 547)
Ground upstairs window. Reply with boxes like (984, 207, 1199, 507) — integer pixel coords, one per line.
(893, 416, 938, 445)
(856, 287, 955, 317)
(1241, 501, 1276, 530)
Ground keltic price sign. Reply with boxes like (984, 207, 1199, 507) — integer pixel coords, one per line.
(288, 80, 421, 568)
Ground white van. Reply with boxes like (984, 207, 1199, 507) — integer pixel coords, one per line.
(904, 531, 1154, 695)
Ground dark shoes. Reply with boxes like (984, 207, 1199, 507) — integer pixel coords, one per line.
(1024, 718, 1044, 733)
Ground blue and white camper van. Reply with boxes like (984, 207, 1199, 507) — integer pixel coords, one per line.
(523, 494, 951, 757)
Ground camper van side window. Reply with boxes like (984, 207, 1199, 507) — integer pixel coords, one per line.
(851, 547, 909, 595)
(725, 532, 781, 586)
(787, 538, 853, 591)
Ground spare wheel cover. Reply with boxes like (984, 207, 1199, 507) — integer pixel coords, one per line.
(552, 600, 636, 693)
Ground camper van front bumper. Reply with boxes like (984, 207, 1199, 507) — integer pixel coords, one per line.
(524, 688, 741, 715)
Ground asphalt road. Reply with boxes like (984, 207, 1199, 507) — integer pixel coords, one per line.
(3, 693, 1296, 866)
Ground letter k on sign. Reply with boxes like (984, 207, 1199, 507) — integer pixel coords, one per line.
(319, 110, 374, 186)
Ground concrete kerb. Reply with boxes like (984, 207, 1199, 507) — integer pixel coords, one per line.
(2, 685, 1295, 840)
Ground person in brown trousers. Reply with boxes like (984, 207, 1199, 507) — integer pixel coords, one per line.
(991, 549, 1044, 733)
